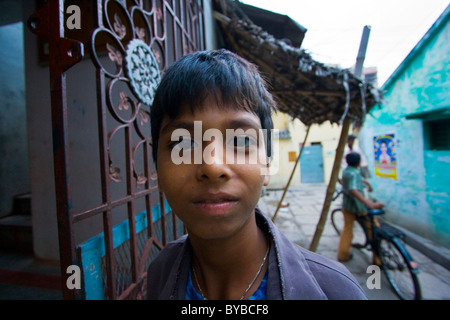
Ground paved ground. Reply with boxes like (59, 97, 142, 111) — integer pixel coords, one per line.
(0, 251, 62, 300)
(258, 184, 450, 300)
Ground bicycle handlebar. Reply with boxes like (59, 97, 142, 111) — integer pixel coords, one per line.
(367, 208, 385, 216)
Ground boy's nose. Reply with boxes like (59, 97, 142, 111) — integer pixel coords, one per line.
(196, 142, 232, 182)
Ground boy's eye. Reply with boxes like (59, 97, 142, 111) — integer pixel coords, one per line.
(170, 136, 197, 150)
(231, 135, 257, 149)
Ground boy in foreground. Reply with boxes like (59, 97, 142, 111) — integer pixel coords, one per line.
(147, 49, 366, 300)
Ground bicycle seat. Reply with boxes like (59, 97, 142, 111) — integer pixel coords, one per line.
(367, 209, 385, 216)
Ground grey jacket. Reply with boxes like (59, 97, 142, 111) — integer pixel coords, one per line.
(146, 208, 367, 300)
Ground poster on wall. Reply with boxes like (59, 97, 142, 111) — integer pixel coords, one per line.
(373, 134, 397, 180)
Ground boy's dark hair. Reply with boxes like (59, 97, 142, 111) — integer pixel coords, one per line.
(150, 49, 276, 165)
(346, 152, 361, 167)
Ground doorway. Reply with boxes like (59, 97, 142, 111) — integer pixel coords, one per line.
(300, 143, 325, 183)
(0, 20, 29, 218)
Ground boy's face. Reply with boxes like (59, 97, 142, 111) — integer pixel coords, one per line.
(156, 97, 270, 240)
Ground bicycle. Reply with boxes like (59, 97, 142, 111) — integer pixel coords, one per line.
(330, 201, 422, 300)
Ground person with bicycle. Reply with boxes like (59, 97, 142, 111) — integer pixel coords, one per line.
(337, 152, 384, 263)
(342, 134, 370, 179)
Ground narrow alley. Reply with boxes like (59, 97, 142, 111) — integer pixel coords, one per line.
(258, 184, 450, 300)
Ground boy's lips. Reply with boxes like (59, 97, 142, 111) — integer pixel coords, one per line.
(192, 192, 239, 216)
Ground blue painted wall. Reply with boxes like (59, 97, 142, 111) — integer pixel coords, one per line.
(360, 6, 450, 247)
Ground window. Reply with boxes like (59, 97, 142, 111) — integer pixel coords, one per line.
(426, 118, 450, 150)
(405, 108, 450, 151)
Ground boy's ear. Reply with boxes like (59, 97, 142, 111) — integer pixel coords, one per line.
(263, 164, 270, 186)
(263, 175, 270, 186)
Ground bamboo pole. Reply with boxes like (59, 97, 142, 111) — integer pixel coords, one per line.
(272, 125, 311, 222)
(309, 26, 371, 252)
(308, 117, 350, 251)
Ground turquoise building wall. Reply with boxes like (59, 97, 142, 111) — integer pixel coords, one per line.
(360, 6, 450, 247)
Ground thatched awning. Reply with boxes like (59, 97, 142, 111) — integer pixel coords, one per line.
(213, 4, 382, 126)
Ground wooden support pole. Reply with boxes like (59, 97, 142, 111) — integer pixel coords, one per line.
(272, 126, 311, 222)
(308, 117, 350, 251)
(309, 25, 371, 252)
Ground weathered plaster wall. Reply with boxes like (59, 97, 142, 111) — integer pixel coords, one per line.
(360, 10, 449, 247)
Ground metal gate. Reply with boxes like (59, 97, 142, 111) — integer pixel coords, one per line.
(28, 0, 206, 300)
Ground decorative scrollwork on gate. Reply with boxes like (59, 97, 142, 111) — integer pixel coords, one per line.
(91, 1, 164, 189)
(125, 39, 161, 106)
(28, 0, 205, 300)
(84, 0, 206, 299)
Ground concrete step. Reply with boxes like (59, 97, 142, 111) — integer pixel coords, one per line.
(11, 193, 31, 216)
(0, 214, 33, 253)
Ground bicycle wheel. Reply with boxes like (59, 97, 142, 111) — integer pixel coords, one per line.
(331, 208, 344, 236)
(378, 238, 421, 300)
(331, 208, 368, 247)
